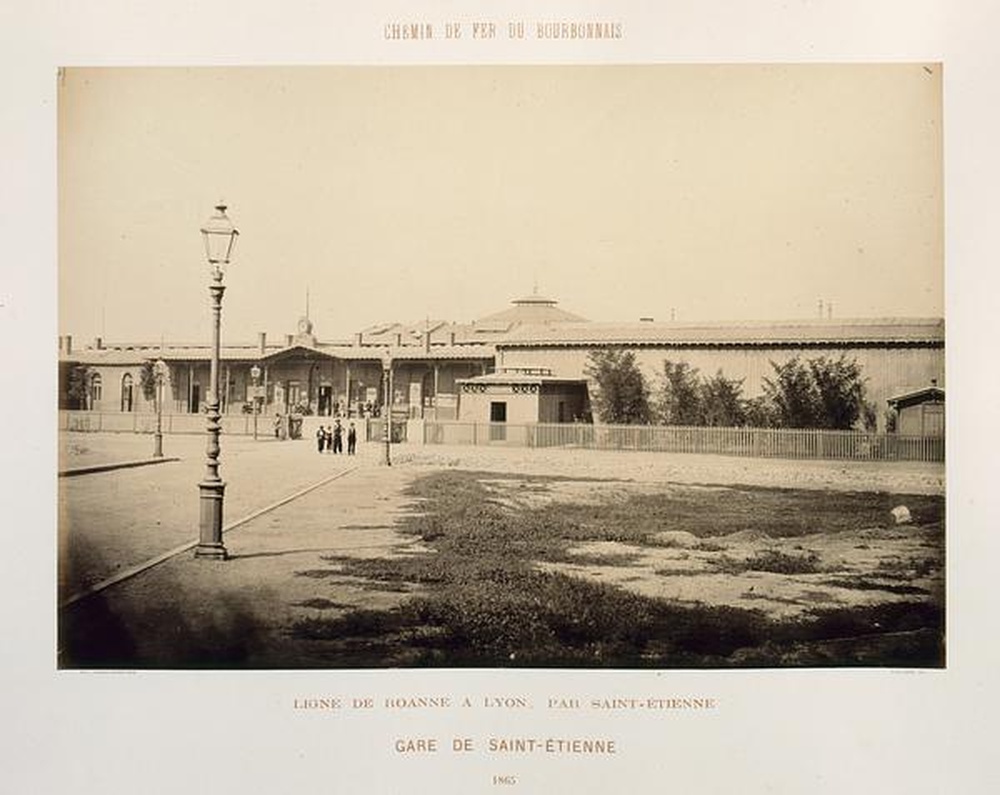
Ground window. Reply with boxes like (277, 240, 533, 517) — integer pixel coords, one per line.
(121, 373, 134, 412)
(89, 373, 102, 406)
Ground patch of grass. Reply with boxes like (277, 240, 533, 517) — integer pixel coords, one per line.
(287, 470, 944, 668)
(293, 598, 348, 610)
(709, 549, 822, 575)
(877, 557, 941, 578)
(821, 578, 930, 595)
(652, 568, 704, 577)
(747, 549, 822, 574)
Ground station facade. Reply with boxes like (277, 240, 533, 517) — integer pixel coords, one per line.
(58, 293, 944, 432)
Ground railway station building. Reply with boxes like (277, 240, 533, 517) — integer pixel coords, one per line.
(58, 292, 944, 433)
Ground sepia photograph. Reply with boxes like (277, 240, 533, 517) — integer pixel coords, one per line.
(8, 1, 1000, 792)
(57, 64, 944, 670)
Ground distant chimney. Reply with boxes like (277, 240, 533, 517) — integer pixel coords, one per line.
(827, 301, 833, 319)
(817, 299, 824, 319)
(395, 333, 402, 346)
(285, 334, 294, 347)
(93, 336, 103, 350)
(258, 332, 267, 355)
(424, 331, 431, 352)
(449, 331, 456, 346)
(66, 334, 72, 354)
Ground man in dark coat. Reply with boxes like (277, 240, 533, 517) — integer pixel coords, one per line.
(332, 419, 344, 454)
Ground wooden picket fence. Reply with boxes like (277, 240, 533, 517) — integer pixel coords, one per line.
(422, 421, 944, 462)
(59, 412, 944, 462)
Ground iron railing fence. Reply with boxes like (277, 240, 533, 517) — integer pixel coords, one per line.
(60, 411, 407, 442)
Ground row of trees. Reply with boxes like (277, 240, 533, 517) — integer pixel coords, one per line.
(585, 349, 877, 430)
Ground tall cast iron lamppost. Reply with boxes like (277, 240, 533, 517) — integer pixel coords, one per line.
(153, 358, 168, 457)
(250, 363, 261, 441)
(196, 204, 239, 560)
(382, 348, 392, 466)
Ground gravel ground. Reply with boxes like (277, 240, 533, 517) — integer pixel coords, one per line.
(395, 443, 945, 495)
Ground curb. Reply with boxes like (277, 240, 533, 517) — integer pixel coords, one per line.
(59, 457, 182, 477)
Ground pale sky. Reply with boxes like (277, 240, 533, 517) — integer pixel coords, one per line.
(58, 64, 942, 343)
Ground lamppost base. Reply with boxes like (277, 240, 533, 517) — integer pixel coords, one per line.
(196, 479, 228, 560)
(194, 542, 229, 560)
(153, 432, 163, 458)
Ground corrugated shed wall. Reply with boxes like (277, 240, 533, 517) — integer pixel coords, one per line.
(501, 344, 944, 426)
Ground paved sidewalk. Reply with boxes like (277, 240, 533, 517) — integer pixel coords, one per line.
(59, 432, 383, 599)
(59, 458, 423, 668)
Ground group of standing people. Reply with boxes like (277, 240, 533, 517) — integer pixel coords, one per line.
(316, 419, 356, 455)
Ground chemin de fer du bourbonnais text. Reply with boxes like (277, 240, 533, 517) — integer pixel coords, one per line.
(383, 19, 624, 42)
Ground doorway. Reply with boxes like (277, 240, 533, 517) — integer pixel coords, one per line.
(490, 401, 507, 441)
(318, 385, 332, 416)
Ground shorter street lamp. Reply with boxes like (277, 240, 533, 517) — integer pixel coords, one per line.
(250, 363, 261, 441)
(382, 348, 392, 467)
(153, 358, 168, 458)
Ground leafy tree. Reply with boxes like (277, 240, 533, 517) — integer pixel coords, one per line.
(699, 370, 747, 427)
(139, 360, 157, 403)
(659, 361, 703, 425)
(743, 395, 775, 428)
(763, 358, 820, 428)
(762, 355, 873, 430)
(66, 364, 93, 409)
(808, 355, 869, 430)
(585, 349, 652, 424)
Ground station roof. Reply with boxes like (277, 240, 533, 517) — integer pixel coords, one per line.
(498, 318, 945, 348)
(476, 293, 587, 325)
(58, 293, 944, 365)
(457, 368, 588, 386)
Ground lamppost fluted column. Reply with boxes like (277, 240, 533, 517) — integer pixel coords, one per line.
(196, 267, 228, 559)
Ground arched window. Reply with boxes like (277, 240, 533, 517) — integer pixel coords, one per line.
(89, 373, 102, 409)
(121, 373, 134, 412)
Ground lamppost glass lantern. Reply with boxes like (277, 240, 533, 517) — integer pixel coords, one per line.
(200, 204, 239, 267)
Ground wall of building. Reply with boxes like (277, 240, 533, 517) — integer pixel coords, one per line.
(898, 402, 945, 437)
(502, 344, 944, 430)
(538, 385, 588, 423)
(457, 384, 539, 424)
